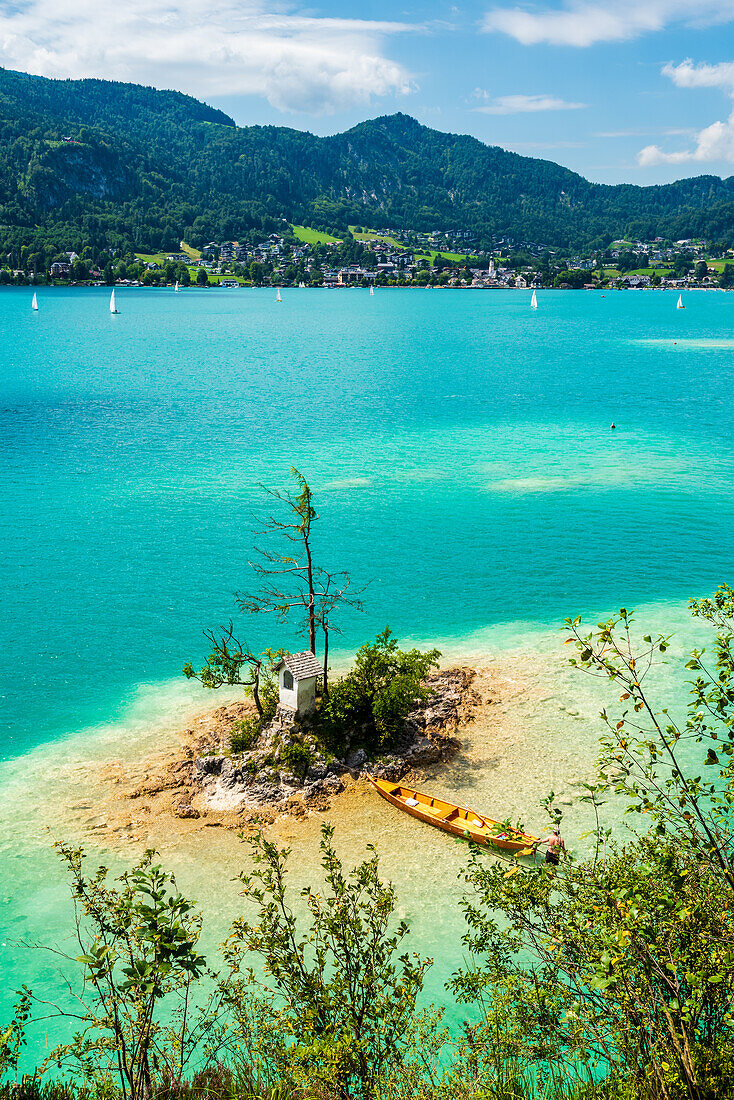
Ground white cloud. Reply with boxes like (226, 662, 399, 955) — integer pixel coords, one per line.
(662, 57, 734, 90)
(482, 0, 734, 48)
(637, 57, 734, 165)
(0, 0, 416, 113)
(473, 92, 586, 114)
(638, 114, 734, 164)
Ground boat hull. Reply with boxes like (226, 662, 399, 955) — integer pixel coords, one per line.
(368, 776, 539, 855)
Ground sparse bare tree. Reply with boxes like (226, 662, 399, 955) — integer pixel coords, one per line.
(186, 469, 365, 706)
(236, 466, 318, 653)
(313, 568, 365, 697)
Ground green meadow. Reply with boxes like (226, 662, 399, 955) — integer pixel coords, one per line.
(291, 224, 342, 244)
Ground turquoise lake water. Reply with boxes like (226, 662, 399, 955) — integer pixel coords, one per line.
(2, 285, 734, 1051)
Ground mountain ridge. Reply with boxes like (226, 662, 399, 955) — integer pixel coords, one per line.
(0, 66, 732, 257)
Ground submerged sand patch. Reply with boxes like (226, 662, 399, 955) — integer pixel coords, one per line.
(631, 338, 734, 350)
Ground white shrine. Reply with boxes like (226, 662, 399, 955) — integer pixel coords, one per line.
(275, 651, 324, 718)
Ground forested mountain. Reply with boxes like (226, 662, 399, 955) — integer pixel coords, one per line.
(1, 65, 733, 259)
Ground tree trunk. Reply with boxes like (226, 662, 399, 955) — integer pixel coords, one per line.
(323, 623, 329, 699)
(304, 532, 316, 653)
(252, 662, 263, 717)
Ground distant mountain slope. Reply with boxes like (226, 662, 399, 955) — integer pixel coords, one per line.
(0, 66, 732, 255)
(322, 114, 734, 246)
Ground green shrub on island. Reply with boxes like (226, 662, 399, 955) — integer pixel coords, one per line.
(319, 628, 440, 753)
(280, 739, 312, 781)
(229, 716, 261, 755)
(259, 661, 280, 721)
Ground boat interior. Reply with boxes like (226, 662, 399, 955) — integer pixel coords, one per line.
(388, 785, 495, 832)
(378, 780, 537, 851)
(389, 784, 537, 842)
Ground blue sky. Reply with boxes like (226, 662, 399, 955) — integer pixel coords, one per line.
(3, 0, 734, 184)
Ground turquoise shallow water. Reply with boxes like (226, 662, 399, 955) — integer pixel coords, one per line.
(1, 285, 734, 1052)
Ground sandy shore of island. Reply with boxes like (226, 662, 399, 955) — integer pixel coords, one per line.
(46, 645, 604, 865)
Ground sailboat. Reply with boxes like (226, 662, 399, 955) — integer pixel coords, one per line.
(31, 292, 38, 311)
(174, 280, 181, 292)
(370, 285, 375, 296)
(298, 281, 305, 288)
(676, 294, 685, 310)
(276, 288, 282, 302)
(110, 290, 119, 314)
(530, 290, 538, 309)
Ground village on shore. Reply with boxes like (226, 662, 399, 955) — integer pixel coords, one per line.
(6, 222, 734, 291)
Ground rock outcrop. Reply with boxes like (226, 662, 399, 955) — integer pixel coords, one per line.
(191, 667, 481, 813)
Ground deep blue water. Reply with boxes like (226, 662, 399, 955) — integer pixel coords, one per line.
(2, 285, 734, 759)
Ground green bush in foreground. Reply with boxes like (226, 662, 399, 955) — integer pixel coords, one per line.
(43, 844, 217, 1100)
(0, 989, 31, 1084)
(223, 824, 438, 1100)
(450, 585, 734, 1100)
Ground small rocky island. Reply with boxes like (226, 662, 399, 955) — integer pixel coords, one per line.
(118, 659, 482, 829)
(191, 664, 480, 815)
(123, 470, 485, 829)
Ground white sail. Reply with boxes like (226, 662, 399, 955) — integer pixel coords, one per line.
(299, 281, 305, 288)
(276, 288, 282, 302)
(174, 280, 180, 292)
(370, 285, 374, 296)
(530, 290, 537, 309)
(31, 292, 38, 311)
(110, 290, 118, 313)
(676, 294, 684, 309)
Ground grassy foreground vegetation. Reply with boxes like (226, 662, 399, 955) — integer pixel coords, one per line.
(5, 585, 734, 1098)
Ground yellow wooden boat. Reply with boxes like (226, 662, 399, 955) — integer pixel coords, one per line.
(368, 775, 540, 855)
